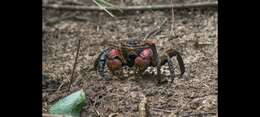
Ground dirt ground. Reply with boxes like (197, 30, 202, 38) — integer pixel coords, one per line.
(43, 0, 218, 116)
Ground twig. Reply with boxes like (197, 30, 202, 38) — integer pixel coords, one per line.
(150, 108, 216, 117)
(96, 0, 123, 13)
(43, 108, 48, 112)
(62, 0, 85, 5)
(170, 0, 175, 36)
(45, 12, 79, 26)
(68, 38, 81, 91)
(43, 88, 59, 92)
(179, 112, 216, 117)
(94, 108, 101, 117)
(108, 113, 119, 117)
(42, 113, 64, 117)
(91, 91, 106, 117)
(175, 99, 192, 114)
(56, 81, 65, 92)
(45, 12, 77, 26)
(151, 108, 175, 113)
(43, 2, 218, 11)
(174, 95, 215, 116)
(143, 18, 168, 40)
(93, 0, 115, 17)
(139, 96, 148, 117)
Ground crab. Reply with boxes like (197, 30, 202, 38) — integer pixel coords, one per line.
(94, 39, 185, 82)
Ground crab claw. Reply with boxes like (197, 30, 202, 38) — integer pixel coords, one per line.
(107, 49, 123, 71)
(135, 57, 150, 67)
(134, 48, 153, 72)
(107, 58, 122, 71)
(107, 49, 121, 59)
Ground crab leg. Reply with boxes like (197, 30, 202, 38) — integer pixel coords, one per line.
(159, 50, 185, 79)
(156, 63, 162, 82)
(166, 55, 176, 81)
(168, 50, 185, 76)
(145, 43, 162, 82)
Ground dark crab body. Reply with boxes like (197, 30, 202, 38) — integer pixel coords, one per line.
(94, 40, 185, 82)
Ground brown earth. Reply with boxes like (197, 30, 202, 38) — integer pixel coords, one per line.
(43, 0, 218, 116)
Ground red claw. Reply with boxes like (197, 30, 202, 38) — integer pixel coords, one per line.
(107, 49, 122, 71)
(135, 48, 153, 67)
(108, 49, 120, 59)
(140, 48, 153, 59)
(135, 57, 150, 67)
(107, 58, 122, 71)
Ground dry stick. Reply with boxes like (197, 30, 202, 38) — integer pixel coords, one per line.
(45, 12, 77, 26)
(150, 108, 175, 113)
(43, 108, 48, 112)
(62, 0, 85, 5)
(174, 95, 215, 116)
(108, 113, 119, 117)
(92, 91, 106, 117)
(170, 0, 175, 36)
(44, 88, 59, 92)
(139, 96, 148, 117)
(92, 0, 115, 17)
(68, 38, 81, 91)
(43, 2, 218, 11)
(143, 18, 168, 40)
(180, 112, 216, 117)
(42, 113, 64, 117)
(96, 0, 124, 13)
(149, 112, 216, 117)
(56, 81, 65, 92)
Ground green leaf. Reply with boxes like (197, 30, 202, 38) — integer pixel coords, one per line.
(48, 89, 86, 117)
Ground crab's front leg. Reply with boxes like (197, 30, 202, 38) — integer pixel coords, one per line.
(156, 57, 162, 82)
(159, 54, 176, 81)
(145, 43, 162, 82)
(94, 48, 124, 79)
